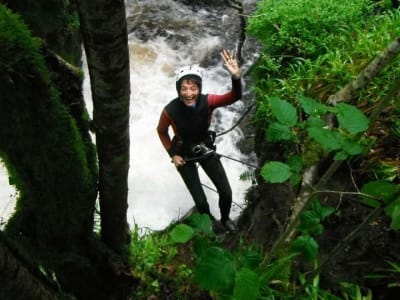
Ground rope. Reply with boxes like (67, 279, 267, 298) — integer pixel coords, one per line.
(216, 103, 255, 137)
(217, 152, 259, 169)
(200, 182, 243, 209)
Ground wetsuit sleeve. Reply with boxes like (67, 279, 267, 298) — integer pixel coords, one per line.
(157, 109, 177, 157)
(207, 77, 242, 108)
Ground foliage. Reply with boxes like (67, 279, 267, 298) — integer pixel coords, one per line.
(245, 0, 400, 299)
(250, 1, 400, 186)
(365, 260, 400, 290)
(127, 213, 379, 299)
(249, 7, 400, 107)
(260, 94, 370, 184)
(247, 0, 373, 58)
(2, 0, 82, 64)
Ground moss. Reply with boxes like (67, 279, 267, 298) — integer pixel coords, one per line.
(0, 4, 97, 251)
(1, 0, 82, 65)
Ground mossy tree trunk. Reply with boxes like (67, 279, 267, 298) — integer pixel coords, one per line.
(76, 0, 131, 255)
(0, 234, 60, 300)
(0, 3, 137, 299)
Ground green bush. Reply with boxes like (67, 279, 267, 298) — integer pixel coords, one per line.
(247, 0, 374, 58)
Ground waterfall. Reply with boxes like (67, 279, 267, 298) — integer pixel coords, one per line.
(0, 0, 255, 231)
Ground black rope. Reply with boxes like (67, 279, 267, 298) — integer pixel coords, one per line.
(216, 103, 255, 137)
(217, 152, 259, 169)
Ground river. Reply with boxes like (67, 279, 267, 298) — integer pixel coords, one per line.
(0, 0, 257, 231)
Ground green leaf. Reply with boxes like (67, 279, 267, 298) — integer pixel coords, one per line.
(291, 235, 319, 262)
(333, 150, 348, 161)
(385, 197, 400, 230)
(290, 173, 302, 185)
(261, 161, 292, 183)
(389, 205, 400, 230)
(266, 122, 294, 142)
(169, 224, 195, 244)
(233, 268, 260, 300)
(269, 97, 298, 126)
(287, 154, 303, 173)
(194, 246, 236, 292)
(305, 116, 326, 128)
(341, 138, 364, 155)
(311, 200, 335, 220)
(336, 103, 369, 134)
(298, 211, 324, 235)
(242, 250, 263, 270)
(308, 126, 342, 151)
(297, 94, 329, 115)
(361, 181, 399, 206)
(193, 236, 211, 258)
(187, 213, 214, 236)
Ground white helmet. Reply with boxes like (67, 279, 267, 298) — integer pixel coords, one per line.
(175, 64, 203, 95)
(175, 64, 203, 82)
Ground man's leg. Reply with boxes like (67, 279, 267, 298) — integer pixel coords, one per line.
(177, 163, 211, 217)
(200, 154, 232, 223)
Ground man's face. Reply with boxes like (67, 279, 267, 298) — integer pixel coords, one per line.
(180, 79, 199, 107)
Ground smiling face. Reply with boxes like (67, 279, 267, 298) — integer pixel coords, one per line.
(179, 79, 200, 107)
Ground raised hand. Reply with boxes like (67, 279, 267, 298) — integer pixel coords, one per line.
(220, 49, 241, 79)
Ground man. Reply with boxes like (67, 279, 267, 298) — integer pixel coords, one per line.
(157, 49, 242, 231)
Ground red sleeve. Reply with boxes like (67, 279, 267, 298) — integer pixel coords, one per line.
(156, 109, 177, 157)
(208, 77, 242, 109)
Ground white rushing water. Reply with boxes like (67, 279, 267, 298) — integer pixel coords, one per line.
(0, 1, 253, 231)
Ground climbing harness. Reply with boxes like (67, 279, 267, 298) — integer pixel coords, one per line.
(173, 103, 258, 168)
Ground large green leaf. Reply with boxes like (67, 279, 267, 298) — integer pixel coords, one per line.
(266, 122, 294, 142)
(336, 103, 369, 134)
(297, 94, 330, 116)
(261, 161, 292, 183)
(361, 181, 399, 206)
(233, 268, 260, 300)
(187, 213, 214, 236)
(269, 97, 298, 126)
(169, 224, 195, 244)
(307, 126, 342, 151)
(291, 235, 319, 262)
(341, 138, 364, 155)
(305, 116, 326, 128)
(194, 246, 236, 292)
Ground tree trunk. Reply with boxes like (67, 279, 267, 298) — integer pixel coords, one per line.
(0, 234, 61, 300)
(76, 0, 131, 254)
(0, 4, 137, 298)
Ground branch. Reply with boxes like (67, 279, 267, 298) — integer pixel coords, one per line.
(262, 165, 318, 266)
(369, 76, 400, 124)
(328, 36, 400, 105)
